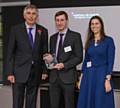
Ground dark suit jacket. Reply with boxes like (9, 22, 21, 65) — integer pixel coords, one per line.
(49, 29, 83, 84)
(6, 23, 48, 83)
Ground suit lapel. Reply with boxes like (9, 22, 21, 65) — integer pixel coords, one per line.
(33, 25, 41, 49)
(52, 34, 58, 54)
(63, 29, 70, 47)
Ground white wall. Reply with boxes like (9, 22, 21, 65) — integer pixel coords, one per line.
(38, 6, 120, 71)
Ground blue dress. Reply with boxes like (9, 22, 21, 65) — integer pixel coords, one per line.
(77, 36, 115, 108)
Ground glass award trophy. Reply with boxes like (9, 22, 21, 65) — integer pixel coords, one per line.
(43, 53, 58, 69)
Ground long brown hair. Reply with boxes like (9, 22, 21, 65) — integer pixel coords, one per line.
(85, 16, 106, 50)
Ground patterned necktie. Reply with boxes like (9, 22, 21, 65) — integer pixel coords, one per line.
(28, 28, 34, 48)
(57, 33, 64, 62)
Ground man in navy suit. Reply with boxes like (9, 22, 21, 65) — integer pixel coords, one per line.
(48, 11, 83, 108)
(6, 4, 48, 108)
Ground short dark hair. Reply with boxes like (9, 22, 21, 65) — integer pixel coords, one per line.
(55, 11, 68, 20)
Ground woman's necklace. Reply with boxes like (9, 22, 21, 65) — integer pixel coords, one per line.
(94, 41, 98, 46)
(94, 37, 100, 47)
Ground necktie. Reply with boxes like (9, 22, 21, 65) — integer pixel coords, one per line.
(28, 28, 34, 48)
(57, 33, 64, 62)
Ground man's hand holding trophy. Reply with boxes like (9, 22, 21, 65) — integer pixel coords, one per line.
(43, 53, 64, 70)
(43, 53, 58, 69)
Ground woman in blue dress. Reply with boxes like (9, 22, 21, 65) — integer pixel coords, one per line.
(77, 16, 115, 108)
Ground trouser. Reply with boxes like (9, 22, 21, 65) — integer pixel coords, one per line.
(49, 78, 74, 108)
(12, 66, 39, 108)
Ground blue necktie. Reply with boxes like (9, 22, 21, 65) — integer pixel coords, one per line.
(28, 28, 34, 48)
(57, 33, 64, 62)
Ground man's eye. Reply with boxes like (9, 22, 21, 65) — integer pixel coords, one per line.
(32, 13, 36, 15)
(26, 12, 31, 14)
(61, 19, 64, 21)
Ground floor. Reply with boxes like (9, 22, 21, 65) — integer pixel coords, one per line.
(0, 85, 40, 108)
(0, 85, 120, 108)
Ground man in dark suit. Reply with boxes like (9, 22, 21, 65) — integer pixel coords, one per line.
(47, 11, 83, 108)
(6, 4, 48, 108)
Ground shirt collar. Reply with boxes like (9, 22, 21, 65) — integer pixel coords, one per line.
(25, 22, 36, 29)
(59, 28, 68, 35)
